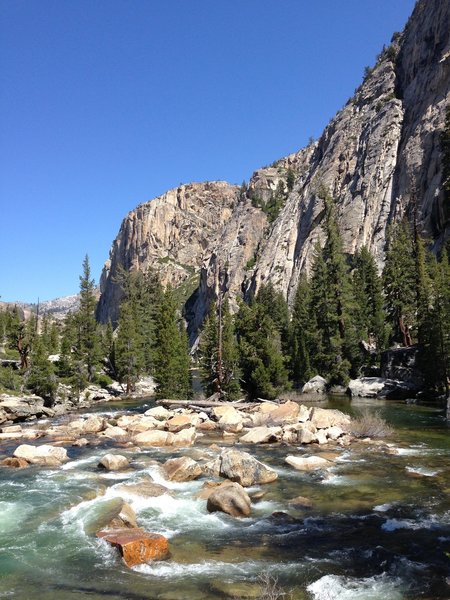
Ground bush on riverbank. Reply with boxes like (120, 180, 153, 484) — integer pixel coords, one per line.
(349, 409, 394, 438)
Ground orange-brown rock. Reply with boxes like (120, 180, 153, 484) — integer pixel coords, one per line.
(1, 457, 29, 468)
(97, 528, 170, 568)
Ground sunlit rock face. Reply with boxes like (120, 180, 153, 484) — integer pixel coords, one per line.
(98, 0, 450, 337)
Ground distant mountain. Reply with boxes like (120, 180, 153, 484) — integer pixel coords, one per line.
(0, 294, 80, 321)
(97, 0, 450, 342)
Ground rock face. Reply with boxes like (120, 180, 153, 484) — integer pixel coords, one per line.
(97, 0, 450, 336)
(97, 181, 239, 325)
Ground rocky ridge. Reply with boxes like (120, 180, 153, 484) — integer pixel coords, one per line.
(97, 0, 450, 335)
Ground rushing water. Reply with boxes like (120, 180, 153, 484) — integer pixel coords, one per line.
(1, 397, 450, 599)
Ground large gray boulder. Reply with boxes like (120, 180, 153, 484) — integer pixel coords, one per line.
(206, 482, 251, 517)
(219, 449, 278, 486)
(98, 453, 130, 471)
(302, 376, 327, 394)
(13, 444, 68, 465)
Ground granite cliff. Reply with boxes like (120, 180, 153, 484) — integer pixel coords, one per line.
(97, 0, 449, 340)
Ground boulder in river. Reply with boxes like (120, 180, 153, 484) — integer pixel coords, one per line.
(133, 430, 174, 446)
(239, 426, 281, 444)
(285, 455, 333, 471)
(302, 375, 327, 394)
(171, 427, 197, 447)
(206, 482, 251, 517)
(309, 407, 350, 430)
(166, 414, 199, 432)
(13, 443, 68, 465)
(98, 453, 130, 471)
(1, 457, 29, 468)
(115, 475, 171, 498)
(162, 456, 202, 482)
(219, 449, 278, 486)
(144, 406, 171, 421)
(263, 401, 300, 426)
(83, 497, 137, 535)
(97, 528, 170, 567)
(83, 415, 107, 434)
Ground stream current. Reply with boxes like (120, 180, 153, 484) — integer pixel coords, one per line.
(1, 396, 450, 599)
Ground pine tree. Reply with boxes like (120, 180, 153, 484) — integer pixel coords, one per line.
(115, 300, 144, 394)
(75, 255, 100, 381)
(114, 268, 162, 373)
(8, 309, 36, 370)
(290, 273, 313, 385)
(383, 221, 416, 346)
(200, 298, 240, 400)
(418, 248, 450, 394)
(352, 245, 387, 370)
(27, 335, 57, 402)
(309, 191, 357, 384)
(235, 298, 289, 400)
(153, 286, 191, 399)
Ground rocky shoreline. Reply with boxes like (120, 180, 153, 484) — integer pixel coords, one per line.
(0, 396, 370, 568)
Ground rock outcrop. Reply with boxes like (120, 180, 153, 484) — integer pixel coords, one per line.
(97, 0, 450, 338)
(96, 181, 239, 325)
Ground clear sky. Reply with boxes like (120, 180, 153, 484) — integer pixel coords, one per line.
(0, 0, 416, 302)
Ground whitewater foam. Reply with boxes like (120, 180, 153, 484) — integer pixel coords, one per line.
(307, 573, 404, 599)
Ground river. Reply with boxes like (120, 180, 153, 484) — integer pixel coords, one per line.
(0, 396, 449, 599)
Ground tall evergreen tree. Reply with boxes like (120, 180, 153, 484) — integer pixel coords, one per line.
(235, 298, 289, 400)
(352, 245, 387, 353)
(75, 255, 100, 381)
(309, 191, 357, 384)
(113, 268, 162, 374)
(27, 335, 57, 402)
(200, 298, 240, 400)
(290, 273, 313, 386)
(383, 221, 416, 346)
(114, 300, 144, 394)
(153, 286, 191, 399)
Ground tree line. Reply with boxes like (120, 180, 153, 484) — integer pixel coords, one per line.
(1, 192, 449, 403)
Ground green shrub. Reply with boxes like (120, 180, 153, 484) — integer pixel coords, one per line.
(94, 373, 114, 388)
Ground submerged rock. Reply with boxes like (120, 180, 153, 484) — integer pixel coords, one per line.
(97, 528, 170, 568)
(115, 476, 171, 498)
(206, 482, 251, 517)
(285, 455, 333, 471)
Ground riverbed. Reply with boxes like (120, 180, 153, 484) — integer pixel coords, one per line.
(1, 396, 449, 599)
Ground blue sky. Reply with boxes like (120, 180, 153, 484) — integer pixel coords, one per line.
(0, 0, 416, 302)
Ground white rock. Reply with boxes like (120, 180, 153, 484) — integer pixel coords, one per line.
(285, 455, 333, 471)
(13, 444, 68, 465)
(98, 453, 130, 471)
(348, 377, 387, 398)
(144, 406, 171, 420)
(239, 426, 281, 444)
(302, 375, 327, 393)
